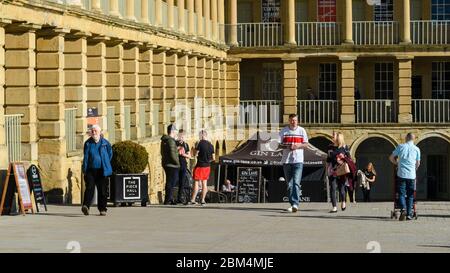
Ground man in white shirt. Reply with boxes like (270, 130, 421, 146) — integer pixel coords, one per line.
(279, 114, 309, 213)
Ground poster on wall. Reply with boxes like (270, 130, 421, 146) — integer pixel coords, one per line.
(262, 0, 281, 23)
(87, 107, 99, 132)
(318, 0, 337, 22)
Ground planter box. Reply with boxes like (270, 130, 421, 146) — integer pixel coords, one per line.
(108, 174, 149, 206)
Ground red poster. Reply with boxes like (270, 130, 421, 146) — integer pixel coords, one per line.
(318, 0, 337, 22)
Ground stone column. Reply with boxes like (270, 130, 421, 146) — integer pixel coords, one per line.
(229, 0, 238, 46)
(138, 45, 154, 138)
(195, 0, 204, 37)
(211, 0, 218, 41)
(5, 27, 39, 162)
(197, 56, 206, 128)
(339, 56, 356, 124)
(285, 0, 296, 46)
(401, 0, 411, 44)
(125, 0, 136, 21)
(105, 41, 125, 141)
(166, 51, 178, 124)
(176, 52, 189, 131)
(152, 48, 168, 134)
(36, 29, 67, 201)
(123, 43, 141, 139)
(86, 37, 108, 139)
(109, 0, 121, 17)
(225, 58, 240, 141)
(344, 0, 354, 44)
(204, 0, 211, 39)
(141, 0, 149, 24)
(64, 32, 89, 149)
(282, 57, 298, 123)
(219, 60, 227, 136)
(155, 0, 163, 26)
(91, 0, 102, 13)
(188, 0, 195, 35)
(0, 20, 10, 168)
(167, 0, 175, 30)
(218, 0, 225, 42)
(397, 56, 413, 123)
(204, 57, 213, 128)
(211, 59, 221, 134)
(178, 0, 186, 33)
(187, 55, 198, 137)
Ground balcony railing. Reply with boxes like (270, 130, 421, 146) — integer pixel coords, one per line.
(356, 100, 397, 123)
(239, 100, 282, 126)
(5, 114, 23, 163)
(296, 22, 341, 46)
(412, 99, 450, 123)
(297, 100, 340, 124)
(411, 20, 450, 45)
(353, 21, 399, 45)
(234, 23, 284, 47)
(65, 108, 77, 153)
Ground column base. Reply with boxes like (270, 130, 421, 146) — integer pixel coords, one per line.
(343, 40, 354, 45)
(400, 40, 412, 45)
(109, 11, 122, 18)
(398, 113, 413, 123)
(284, 42, 297, 47)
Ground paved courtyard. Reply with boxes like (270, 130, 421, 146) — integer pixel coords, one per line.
(0, 202, 449, 253)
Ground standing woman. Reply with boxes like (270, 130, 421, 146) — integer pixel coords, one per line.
(189, 130, 215, 206)
(362, 163, 376, 202)
(327, 132, 351, 213)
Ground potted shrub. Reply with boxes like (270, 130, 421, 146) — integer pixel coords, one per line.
(110, 141, 149, 207)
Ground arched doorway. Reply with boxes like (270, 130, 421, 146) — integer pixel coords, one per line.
(417, 137, 450, 201)
(355, 137, 396, 201)
(309, 136, 333, 153)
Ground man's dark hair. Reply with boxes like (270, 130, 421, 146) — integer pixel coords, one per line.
(289, 114, 298, 119)
(179, 129, 184, 134)
(406, 133, 414, 142)
(167, 124, 177, 135)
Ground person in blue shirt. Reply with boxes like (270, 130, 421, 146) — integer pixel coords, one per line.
(389, 133, 421, 221)
(82, 125, 113, 216)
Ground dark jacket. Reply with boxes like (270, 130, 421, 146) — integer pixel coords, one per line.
(161, 135, 180, 169)
(82, 137, 113, 177)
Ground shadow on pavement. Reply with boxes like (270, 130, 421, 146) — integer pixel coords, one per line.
(31, 213, 85, 218)
(415, 214, 450, 218)
(262, 214, 393, 222)
(417, 245, 450, 249)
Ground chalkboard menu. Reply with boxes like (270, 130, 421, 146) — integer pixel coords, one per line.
(27, 164, 47, 212)
(0, 163, 34, 215)
(123, 176, 141, 199)
(236, 167, 261, 203)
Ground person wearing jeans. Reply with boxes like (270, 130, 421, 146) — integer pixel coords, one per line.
(161, 124, 181, 205)
(279, 114, 309, 213)
(389, 133, 421, 221)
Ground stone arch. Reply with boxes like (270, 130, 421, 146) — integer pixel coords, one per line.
(222, 139, 227, 155)
(416, 132, 450, 146)
(309, 136, 333, 153)
(215, 140, 221, 156)
(350, 133, 399, 159)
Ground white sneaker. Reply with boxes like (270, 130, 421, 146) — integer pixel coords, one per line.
(286, 205, 298, 213)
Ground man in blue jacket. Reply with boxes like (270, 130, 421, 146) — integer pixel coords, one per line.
(82, 125, 113, 216)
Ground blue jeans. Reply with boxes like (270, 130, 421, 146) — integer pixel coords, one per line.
(397, 177, 415, 217)
(283, 163, 303, 207)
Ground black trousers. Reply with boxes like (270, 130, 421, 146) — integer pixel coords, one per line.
(164, 167, 180, 204)
(329, 176, 346, 208)
(83, 169, 108, 212)
(346, 186, 354, 202)
(177, 165, 188, 203)
(362, 188, 371, 202)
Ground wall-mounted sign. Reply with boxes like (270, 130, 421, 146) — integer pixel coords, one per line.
(318, 0, 337, 22)
(262, 0, 281, 23)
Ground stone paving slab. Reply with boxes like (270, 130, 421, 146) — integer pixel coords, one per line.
(0, 202, 449, 253)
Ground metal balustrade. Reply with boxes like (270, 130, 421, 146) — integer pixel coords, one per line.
(5, 114, 23, 163)
(239, 100, 282, 126)
(297, 100, 340, 124)
(296, 22, 341, 46)
(353, 21, 399, 45)
(234, 23, 284, 47)
(412, 99, 450, 123)
(355, 100, 398, 123)
(65, 108, 77, 153)
(411, 20, 450, 45)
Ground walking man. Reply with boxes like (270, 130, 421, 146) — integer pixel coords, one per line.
(279, 114, 309, 213)
(82, 125, 113, 216)
(161, 124, 180, 205)
(389, 133, 421, 221)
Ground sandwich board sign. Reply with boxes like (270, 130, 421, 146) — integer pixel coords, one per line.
(0, 163, 34, 215)
(27, 164, 47, 212)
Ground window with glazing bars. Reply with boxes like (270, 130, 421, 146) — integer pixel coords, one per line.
(432, 0, 450, 20)
(375, 62, 394, 99)
(432, 62, 450, 99)
(319, 63, 337, 100)
(262, 63, 282, 100)
(374, 0, 394, 21)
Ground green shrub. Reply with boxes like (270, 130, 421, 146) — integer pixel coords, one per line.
(111, 141, 149, 174)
